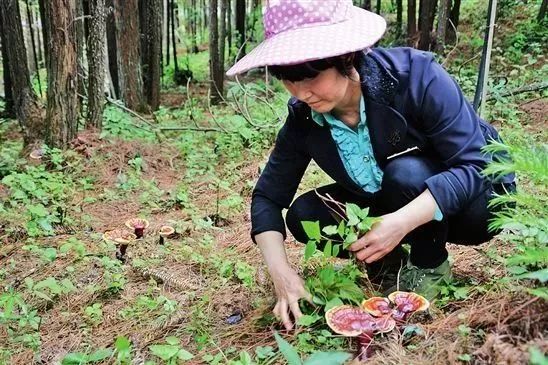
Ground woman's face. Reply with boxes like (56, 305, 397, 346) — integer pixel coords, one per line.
(282, 67, 351, 113)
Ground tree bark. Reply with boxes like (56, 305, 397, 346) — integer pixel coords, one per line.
(44, 0, 79, 148)
(170, 0, 178, 72)
(436, 0, 450, 52)
(407, 0, 417, 46)
(446, 0, 461, 44)
(537, 0, 547, 21)
(25, 0, 42, 96)
(113, 0, 146, 112)
(0, 19, 15, 118)
(38, 0, 49, 63)
(86, 0, 107, 129)
(209, 0, 223, 103)
(220, 0, 227, 70)
(106, 0, 119, 98)
(396, 0, 403, 39)
(0, 0, 45, 146)
(190, 0, 199, 53)
(376, 0, 381, 14)
(362, 0, 372, 10)
(235, 0, 245, 60)
(418, 0, 437, 50)
(140, 0, 162, 110)
(75, 0, 87, 112)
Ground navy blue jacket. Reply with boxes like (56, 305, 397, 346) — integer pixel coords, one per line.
(251, 47, 514, 241)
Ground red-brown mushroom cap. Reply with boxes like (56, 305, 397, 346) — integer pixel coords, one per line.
(125, 218, 150, 230)
(361, 297, 392, 317)
(102, 229, 137, 245)
(325, 305, 379, 337)
(159, 225, 175, 237)
(388, 291, 430, 320)
(373, 315, 396, 333)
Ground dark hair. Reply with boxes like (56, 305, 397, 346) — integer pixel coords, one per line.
(268, 51, 359, 82)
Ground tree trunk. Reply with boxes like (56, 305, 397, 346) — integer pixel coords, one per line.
(226, 0, 232, 56)
(538, 0, 547, 21)
(170, 0, 178, 72)
(140, 0, 162, 110)
(407, 0, 417, 46)
(209, 0, 223, 104)
(0, 19, 15, 118)
(435, 0, 450, 52)
(25, 0, 42, 97)
(190, 0, 199, 53)
(44, 0, 79, 148)
(75, 0, 86, 112)
(106, 0, 119, 98)
(113, 0, 146, 112)
(38, 0, 49, 63)
(165, 0, 170, 66)
(86, 0, 107, 129)
(396, 0, 403, 39)
(376, 0, 381, 14)
(235, 0, 245, 60)
(446, 0, 461, 44)
(220, 0, 227, 70)
(418, 0, 437, 51)
(0, 0, 44, 147)
(362, 0, 372, 10)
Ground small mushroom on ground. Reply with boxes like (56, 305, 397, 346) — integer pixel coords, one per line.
(29, 148, 44, 160)
(326, 305, 395, 360)
(387, 291, 430, 322)
(124, 218, 150, 239)
(103, 229, 137, 262)
(158, 225, 175, 245)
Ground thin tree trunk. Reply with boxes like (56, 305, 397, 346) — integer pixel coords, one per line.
(25, 0, 42, 96)
(362, 0, 372, 10)
(44, 0, 79, 147)
(418, 0, 437, 50)
(407, 0, 417, 46)
(140, 0, 162, 110)
(75, 0, 86, 111)
(0, 0, 44, 147)
(86, 0, 107, 129)
(209, 0, 223, 103)
(220, 0, 227, 70)
(396, 0, 403, 40)
(226, 0, 232, 56)
(376, 0, 381, 14)
(38, 0, 49, 63)
(190, 0, 199, 53)
(106, 0, 119, 98)
(436, 0, 450, 52)
(114, 0, 146, 112)
(539, 0, 547, 21)
(165, 0, 170, 66)
(170, 0, 178, 72)
(0, 19, 15, 118)
(446, 0, 461, 43)
(235, 0, 245, 60)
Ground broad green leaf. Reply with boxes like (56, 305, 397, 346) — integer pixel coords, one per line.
(323, 241, 333, 257)
(322, 225, 338, 236)
(304, 241, 317, 260)
(304, 351, 352, 365)
(515, 268, 548, 283)
(297, 314, 321, 326)
(177, 349, 194, 360)
(301, 221, 321, 240)
(343, 232, 358, 249)
(337, 221, 346, 237)
(87, 348, 112, 362)
(527, 287, 548, 300)
(274, 332, 302, 365)
(332, 244, 341, 257)
(61, 353, 87, 365)
(324, 297, 344, 312)
(165, 336, 180, 345)
(149, 345, 179, 361)
(43, 247, 57, 262)
(345, 204, 361, 226)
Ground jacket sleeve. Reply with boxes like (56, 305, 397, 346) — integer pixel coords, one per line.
(415, 56, 491, 216)
(250, 103, 311, 242)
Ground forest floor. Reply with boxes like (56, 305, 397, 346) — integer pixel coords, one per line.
(1, 1, 547, 364)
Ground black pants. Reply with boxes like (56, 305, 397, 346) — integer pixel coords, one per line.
(286, 156, 514, 269)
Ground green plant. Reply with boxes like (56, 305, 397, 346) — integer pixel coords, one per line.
(114, 336, 132, 365)
(483, 139, 548, 299)
(149, 336, 194, 364)
(25, 276, 76, 302)
(61, 348, 113, 365)
(84, 303, 103, 326)
(274, 332, 351, 365)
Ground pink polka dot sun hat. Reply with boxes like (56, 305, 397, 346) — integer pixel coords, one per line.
(226, 0, 386, 76)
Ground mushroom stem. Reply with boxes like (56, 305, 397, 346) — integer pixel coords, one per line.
(116, 244, 128, 262)
(357, 332, 374, 360)
(134, 225, 145, 238)
(159, 236, 165, 245)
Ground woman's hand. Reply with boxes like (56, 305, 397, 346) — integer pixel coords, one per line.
(270, 266, 313, 330)
(348, 211, 411, 263)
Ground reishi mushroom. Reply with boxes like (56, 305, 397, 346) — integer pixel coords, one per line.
(124, 218, 150, 239)
(326, 305, 395, 360)
(103, 229, 136, 262)
(387, 291, 430, 322)
(362, 297, 392, 317)
(158, 225, 175, 245)
(29, 148, 44, 160)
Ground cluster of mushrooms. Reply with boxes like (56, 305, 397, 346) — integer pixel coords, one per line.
(325, 291, 430, 360)
(102, 218, 175, 262)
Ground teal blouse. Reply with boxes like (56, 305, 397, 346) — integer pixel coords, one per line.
(311, 95, 443, 221)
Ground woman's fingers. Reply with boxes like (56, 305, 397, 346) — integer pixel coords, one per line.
(348, 235, 369, 251)
(289, 298, 303, 323)
(278, 299, 293, 330)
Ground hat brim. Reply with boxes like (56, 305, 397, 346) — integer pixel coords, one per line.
(226, 6, 386, 76)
